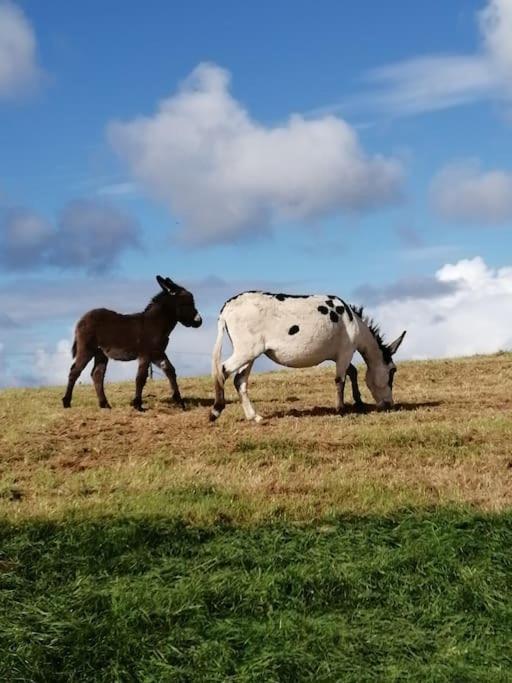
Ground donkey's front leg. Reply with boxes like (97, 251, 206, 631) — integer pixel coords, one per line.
(335, 353, 354, 416)
(132, 357, 150, 411)
(347, 363, 366, 412)
(156, 354, 185, 410)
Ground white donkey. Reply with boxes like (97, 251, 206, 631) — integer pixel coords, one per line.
(209, 291, 406, 422)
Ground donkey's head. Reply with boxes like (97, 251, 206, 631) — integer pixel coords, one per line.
(156, 275, 202, 328)
(364, 330, 406, 409)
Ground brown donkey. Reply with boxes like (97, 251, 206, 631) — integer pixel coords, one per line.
(62, 276, 202, 411)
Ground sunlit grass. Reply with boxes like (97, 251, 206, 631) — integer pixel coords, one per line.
(1, 353, 512, 521)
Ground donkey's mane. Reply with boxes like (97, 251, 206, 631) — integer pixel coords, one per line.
(144, 290, 169, 313)
(350, 305, 392, 363)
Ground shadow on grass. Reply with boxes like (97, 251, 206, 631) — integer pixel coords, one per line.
(268, 400, 442, 419)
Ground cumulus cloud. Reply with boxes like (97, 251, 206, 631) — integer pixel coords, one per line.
(357, 0, 512, 116)
(0, 0, 45, 98)
(368, 257, 512, 360)
(108, 63, 403, 245)
(431, 161, 512, 224)
(0, 200, 140, 273)
(29, 338, 139, 387)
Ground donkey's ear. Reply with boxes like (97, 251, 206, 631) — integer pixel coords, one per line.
(388, 330, 406, 356)
(164, 277, 180, 292)
(156, 275, 169, 291)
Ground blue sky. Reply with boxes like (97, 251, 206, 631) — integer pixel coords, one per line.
(1, 0, 512, 386)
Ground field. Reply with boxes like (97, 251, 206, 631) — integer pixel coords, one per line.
(1, 353, 512, 680)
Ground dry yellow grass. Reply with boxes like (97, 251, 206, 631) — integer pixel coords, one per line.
(1, 353, 512, 521)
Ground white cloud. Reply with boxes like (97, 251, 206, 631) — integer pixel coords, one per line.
(32, 338, 139, 387)
(431, 161, 512, 224)
(108, 63, 403, 245)
(480, 0, 512, 78)
(0, 0, 44, 98)
(364, 55, 498, 116)
(356, 0, 512, 117)
(373, 256, 512, 360)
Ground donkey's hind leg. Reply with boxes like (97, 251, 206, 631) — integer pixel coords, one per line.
(335, 351, 355, 416)
(62, 347, 95, 408)
(156, 354, 185, 409)
(210, 373, 226, 422)
(234, 361, 261, 422)
(91, 350, 110, 409)
(210, 351, 260, 422)
(132, 357, 150, 411)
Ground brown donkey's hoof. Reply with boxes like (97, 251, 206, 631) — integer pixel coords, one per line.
(172, 394, 186, 410)
(354, 401, 367, 413)
(131, 400, 145, 412)
(62, 398, 71, 409)
(100, 402, 112, 409)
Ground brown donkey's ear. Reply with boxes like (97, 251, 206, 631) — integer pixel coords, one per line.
(164, 277, 180, 293)
(156, 275, 169, 291)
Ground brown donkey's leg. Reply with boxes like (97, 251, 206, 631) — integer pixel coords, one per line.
(91, 350, 111, 409)
(156, 354, 185, 409)
(132, 357, 150, 411)
(62, 347, 94, 408)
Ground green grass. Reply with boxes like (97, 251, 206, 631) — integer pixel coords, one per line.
(1, 510, 512, 682)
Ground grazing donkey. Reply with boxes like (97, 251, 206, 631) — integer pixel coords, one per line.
(209, 291, 405, 422)
(63, 276, 202, 411)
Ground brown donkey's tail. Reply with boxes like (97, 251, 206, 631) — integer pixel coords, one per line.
(72, 340, 77, 358)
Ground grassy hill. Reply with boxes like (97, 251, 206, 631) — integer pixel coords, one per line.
(1, 354, 512, 680)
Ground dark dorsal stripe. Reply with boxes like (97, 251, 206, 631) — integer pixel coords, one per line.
(340, 300, 353, 321)
(221, 290, 311, 313)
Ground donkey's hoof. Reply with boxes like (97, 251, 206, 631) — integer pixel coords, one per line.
(131, 400, 145, 412)
(254, 414, 264, 424)
(354, 401, 367, 413)
(337, 407, 347, 417)
(62, 398, 71, 409)
(209, 409, 219, 422)
(100, 401, 111, 409)
(173, 395, 186, 411)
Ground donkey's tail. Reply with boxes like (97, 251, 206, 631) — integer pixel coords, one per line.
(210, 315, 227, 422)
(71, 340, 77, 358)
(211, 315, 226, 385)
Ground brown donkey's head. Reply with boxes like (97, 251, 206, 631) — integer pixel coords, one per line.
(155, 275, 202, 328)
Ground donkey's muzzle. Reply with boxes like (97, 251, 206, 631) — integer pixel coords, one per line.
(378, 400, 394, 411)
(190, 314, 202, 328)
